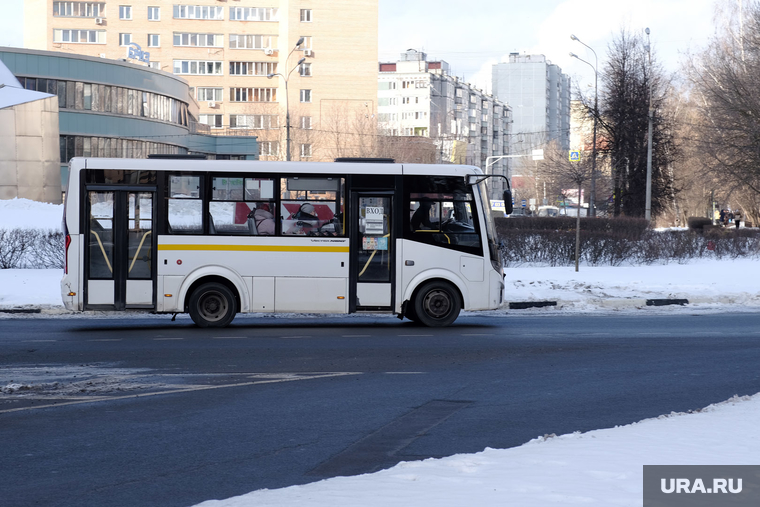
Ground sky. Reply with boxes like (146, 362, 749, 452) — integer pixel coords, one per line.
(379, 0, 719, 92)
(2, 0, 720, 93)
(1, 197, 760, 506)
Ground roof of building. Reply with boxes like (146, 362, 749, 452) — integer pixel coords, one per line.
(0, 57, 54, 110)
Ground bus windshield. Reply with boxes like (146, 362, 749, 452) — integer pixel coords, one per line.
(478, 180, 501, 272)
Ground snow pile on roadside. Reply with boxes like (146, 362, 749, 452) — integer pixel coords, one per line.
(505, 259, 760, 309)
(0, 197, 63, 231)
(193, 394, 760, 507)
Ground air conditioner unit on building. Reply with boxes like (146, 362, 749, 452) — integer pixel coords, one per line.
(208, 101, 216, 108)
(99, 53, 106, 58)
(95, 17, 104, 24)
(264, 48, 274, 55)
(303, 48, 313, 57)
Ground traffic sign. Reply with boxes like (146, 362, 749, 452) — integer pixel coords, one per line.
(521, 199, 527, 208)
(569, 150, 581, 162)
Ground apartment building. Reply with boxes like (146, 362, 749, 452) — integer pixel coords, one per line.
(378, 50, 512, 200)
(492, 53, 571, 158)
(24, 0, 378, 161)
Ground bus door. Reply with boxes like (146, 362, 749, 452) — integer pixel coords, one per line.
(351, 194, 394, 310)
(85, 189, 155, 310)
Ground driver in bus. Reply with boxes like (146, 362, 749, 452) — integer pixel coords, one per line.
(411, 200, 436, 231)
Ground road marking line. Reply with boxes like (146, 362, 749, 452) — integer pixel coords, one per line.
(153, 338, 184, 341)
(281, 335, 311, 339)
(398, 334, 434, 337)
(0, 372, 361, 414)
(461, 333, 494, 336)
(22, 340, 57, 342)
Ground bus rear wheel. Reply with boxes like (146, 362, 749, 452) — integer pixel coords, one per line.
(189, 282, 236, 328)
(413, 281, 461, 327)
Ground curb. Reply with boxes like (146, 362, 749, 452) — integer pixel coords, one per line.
(505, 298, 693, 310)
(0, 308, 41, 314)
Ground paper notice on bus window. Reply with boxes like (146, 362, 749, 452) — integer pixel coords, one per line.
(365, 206, 384, 235)
(362, 236, 388, 251)
(260, 180, 274, 199)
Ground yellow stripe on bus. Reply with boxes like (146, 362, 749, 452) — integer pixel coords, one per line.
(157, 244, 349, 253)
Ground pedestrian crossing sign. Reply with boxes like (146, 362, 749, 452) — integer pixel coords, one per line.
(569, 151, 581, 162)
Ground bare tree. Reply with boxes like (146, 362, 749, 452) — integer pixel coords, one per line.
(542, 141, 594, 271)
(596, 28, 677, 219)
(686, 0, 760, 226)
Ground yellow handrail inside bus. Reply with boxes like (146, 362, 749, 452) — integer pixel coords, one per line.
(129, 230, 152, 273)
(358, 233, 390, 277)
(89, 230, 113, 274)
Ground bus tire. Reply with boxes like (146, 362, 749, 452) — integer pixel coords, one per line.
(413, 280, 461, 327)
(188, 282, 236, 328)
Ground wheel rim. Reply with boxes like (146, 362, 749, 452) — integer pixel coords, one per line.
(198, 291, 228, 322)
(422, 289, 452, 320)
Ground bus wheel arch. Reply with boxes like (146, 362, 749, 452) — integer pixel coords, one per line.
(407, 278, 463, 327)
(184, 276, 241, 328)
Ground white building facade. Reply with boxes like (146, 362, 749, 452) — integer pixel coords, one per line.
(492, 53, 571, 158)
(378, 50, 512, 200)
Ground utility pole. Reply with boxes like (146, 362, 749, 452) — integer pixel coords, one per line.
(644, 27, 654, 222)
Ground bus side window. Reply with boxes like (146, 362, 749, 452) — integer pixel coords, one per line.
(167, 175, 202, 234)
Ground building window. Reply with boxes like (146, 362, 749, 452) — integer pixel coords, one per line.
(173, 33, 223, 47)
(229, 88, 276, 102)
(148, 6, 160, 20)
(148, 34, 160, 47)
(229, 114, 278, 129)
(259, 141, 279, 157)
(229, 34, 277, 50)
(229, 7, 278, 21)
(299, 36, 313, 49)
(300, 116, 311, 129)
(53, 29, 106, 43)
(173, 60, 224, 75)
(300, 9, 312, 22)
(229, 61, 277, 76)
(197, 87, 223, 102)
(119, 5, 131, 19)
(83, 83, 92, 110)
(299, 62, 312, 77)
(119, 33, 132, 46)
(172, 5, 224, 20)
(53, 2, 105, 17)
(199, 114, 223, 129)
(300, 89, 311, 103)
(148, 61, 160, 69)
(300, 144, 312, 158)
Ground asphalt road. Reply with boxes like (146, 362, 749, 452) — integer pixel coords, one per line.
(1, 312, 760, 507)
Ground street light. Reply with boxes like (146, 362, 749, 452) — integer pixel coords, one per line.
(267, 37, 305, 161)
(644, 27, 654, 222)
(570, 34, 598, 217)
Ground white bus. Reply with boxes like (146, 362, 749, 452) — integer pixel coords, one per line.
(61, 157, 511, 327)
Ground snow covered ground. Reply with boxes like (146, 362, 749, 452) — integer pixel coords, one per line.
(194, 395, 760, 507)
(2, 197, 760, 506)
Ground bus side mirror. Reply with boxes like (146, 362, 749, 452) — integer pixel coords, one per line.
(503, 190, 513, 215)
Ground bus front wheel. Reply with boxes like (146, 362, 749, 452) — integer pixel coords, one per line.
(413, 281, 461, 327)
(189, 282, 236, 328)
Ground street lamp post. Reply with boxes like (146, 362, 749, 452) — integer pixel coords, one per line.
(644, 27, 654, 222)
(570, 34, 598, 217)
(267, 37, 305, 161)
